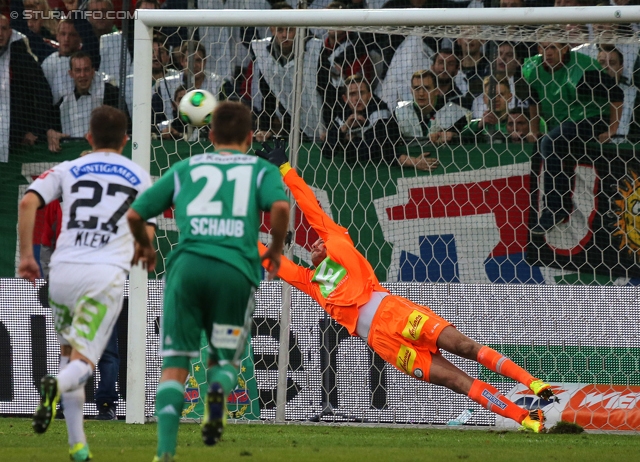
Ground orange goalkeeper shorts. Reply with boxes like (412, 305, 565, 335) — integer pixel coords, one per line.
(367, 295, 451, 382)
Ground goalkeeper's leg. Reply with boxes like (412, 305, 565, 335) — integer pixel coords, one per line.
(436, 326, 556, 401)
(429, 354, 544, 432)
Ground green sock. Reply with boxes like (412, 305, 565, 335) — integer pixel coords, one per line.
(155, 380, 185, 457)
(206, 364, 238, 396)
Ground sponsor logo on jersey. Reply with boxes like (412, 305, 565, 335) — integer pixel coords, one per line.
(312, 258, 347, 298)
(402, 310, 427, 341)
(190, 217, 245, 237)
(190, 154, 257, 165)
(70, 162, 141, 185)
(212, 324, 243, 350)
(482, 389, 507, 410)
(396, 344, 417, 375)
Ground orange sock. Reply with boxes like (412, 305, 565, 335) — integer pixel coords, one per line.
(477, 346, 536, 387)
(468, 379, 528, 424)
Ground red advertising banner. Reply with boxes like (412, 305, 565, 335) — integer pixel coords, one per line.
(496, 383, 640, 432)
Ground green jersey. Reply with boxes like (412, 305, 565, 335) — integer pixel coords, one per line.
(131, 150, 288, 285)
(522, 51, 623, 130)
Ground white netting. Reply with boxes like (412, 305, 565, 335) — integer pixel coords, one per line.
(145, 11, 640, 284)
(128, 6, 640, 428)
(318, 24, 640, 44)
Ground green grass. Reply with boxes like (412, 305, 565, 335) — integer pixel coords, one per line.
(1, 417, 639, 462)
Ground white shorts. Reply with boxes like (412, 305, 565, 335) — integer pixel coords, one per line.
(48, 262, 126, 365)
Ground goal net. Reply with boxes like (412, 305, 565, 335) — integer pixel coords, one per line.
(123, 5, 640, 430)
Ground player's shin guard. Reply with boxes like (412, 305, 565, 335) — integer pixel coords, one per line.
(476, 346, 535, 387)
(206, 363, 238, 396)
(155, 381, 185, 458)
(468, 379, 528, 424)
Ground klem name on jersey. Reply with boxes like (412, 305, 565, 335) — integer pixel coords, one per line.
(190, 217, 244, 237)
(74, 230, 111, 248)
(70, 162, 141, 186)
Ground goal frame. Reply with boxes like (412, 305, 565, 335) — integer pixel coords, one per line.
(129, 6, 640, 424)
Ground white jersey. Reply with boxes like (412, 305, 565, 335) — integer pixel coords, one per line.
(99, 31, 132, 85)
(41, 52, 73, 104)
(27, 152, 155, 270)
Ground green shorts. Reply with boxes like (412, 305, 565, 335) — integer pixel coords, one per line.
(161, 251, 255, 368)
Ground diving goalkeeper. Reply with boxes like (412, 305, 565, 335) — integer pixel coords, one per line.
(257, 141, 555, 432)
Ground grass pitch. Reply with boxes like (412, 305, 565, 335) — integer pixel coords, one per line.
(1, 417, 638, 462)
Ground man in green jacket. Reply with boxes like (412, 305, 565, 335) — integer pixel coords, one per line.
(523, 40, 623, 233)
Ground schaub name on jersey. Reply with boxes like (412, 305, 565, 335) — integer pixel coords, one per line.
(130, 150, 288, 286)
(28, 152, 155, 271)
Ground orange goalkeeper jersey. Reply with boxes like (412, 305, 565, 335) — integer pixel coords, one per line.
(259, 169, 387, 335)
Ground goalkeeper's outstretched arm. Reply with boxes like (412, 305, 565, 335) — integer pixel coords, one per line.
(257, 241, 316, 297)
(256, 140, 350, 243)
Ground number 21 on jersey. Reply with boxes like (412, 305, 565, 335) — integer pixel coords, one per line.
(187, 165, 252, 238)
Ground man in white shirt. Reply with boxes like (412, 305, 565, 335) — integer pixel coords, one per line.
(571, 22, 640, 84)
(19, 105, 156, 461)
(250, 2, 323, 141)
(395, 69, 470, 150)
(125, 38, 178, 118)
(47, 51, 126, 152)
(0, 15, 53, 163)
(41, 19, 83, 104)
(98, 0, 160, 85)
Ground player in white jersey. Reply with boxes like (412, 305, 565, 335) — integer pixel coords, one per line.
(18, 106, 156, 462)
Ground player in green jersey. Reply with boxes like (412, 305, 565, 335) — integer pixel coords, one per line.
(127, 101, 290, 462)
(523, 39, 623, 233)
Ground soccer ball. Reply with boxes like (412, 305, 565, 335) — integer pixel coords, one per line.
(178, 89, 218, 127)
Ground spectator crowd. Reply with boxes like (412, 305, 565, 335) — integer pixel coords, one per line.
(1, 0, 639, 184)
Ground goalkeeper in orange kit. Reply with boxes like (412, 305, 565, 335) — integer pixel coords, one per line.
(256, 140, 556, 432)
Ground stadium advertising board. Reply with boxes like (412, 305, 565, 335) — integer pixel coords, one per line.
(2, 279, 639, 427)
(496, 383, 640, 431)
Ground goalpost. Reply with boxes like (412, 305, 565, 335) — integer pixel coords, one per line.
(128, 6, 640, 427)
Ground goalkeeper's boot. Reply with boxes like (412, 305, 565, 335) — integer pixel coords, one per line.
(201, 382, 226, 446)
(519, 409, 545, 433)
(32, 374, 60, 434)
(529, 379, 558, 402)
(152, 454, 175, 462)
(69, 443, 92, 461)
